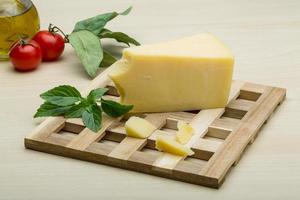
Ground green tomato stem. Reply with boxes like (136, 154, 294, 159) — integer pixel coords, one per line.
(48, 23, 69, 43)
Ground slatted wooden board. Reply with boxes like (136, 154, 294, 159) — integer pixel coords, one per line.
(24, 67, 286, 188)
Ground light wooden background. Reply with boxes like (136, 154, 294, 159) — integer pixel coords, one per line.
(0, 0, 300, 199)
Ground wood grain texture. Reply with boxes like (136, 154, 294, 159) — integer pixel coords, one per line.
(152, 81, 245, 171)
(24, 71, 286, 188)
(66, 115, 115, 150)
(0, 0, 299, 199)
(108, 113, 168, 160)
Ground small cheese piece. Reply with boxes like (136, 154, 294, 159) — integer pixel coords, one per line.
(175, 121, 194, 144)
(109, 33, 234, 113)
(125, 116, 156, 138)
(155, 136, 194, 157)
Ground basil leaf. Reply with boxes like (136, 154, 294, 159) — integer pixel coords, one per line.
(101, 98, 133, 117)
(99, 29, 140, 46)
(87, 88, 108, 102)
(72, 7, 132, 35)
(82, 104, 102, 132)
(64, 102, 86, 118)
(34, 102, 72, 118)
(40, 85, 82, 106)
(100, 51, 117, 68)
(69, 30, 103, 77)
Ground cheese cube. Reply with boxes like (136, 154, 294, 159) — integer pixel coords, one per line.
(155, 136, 194, 157)
(109, 33, 234, 113)
(125, 116, 156, 138)
(175, 121, 194, 144)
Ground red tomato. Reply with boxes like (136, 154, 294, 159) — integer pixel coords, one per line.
(32, 30, 65, 61)
(9, 39, 42, 71)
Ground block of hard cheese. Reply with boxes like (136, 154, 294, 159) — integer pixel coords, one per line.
(156, 136, 194, 157)
(175, 121, 194, 144)
(125, 116, 156, 138)
(109, 33, 234, 113)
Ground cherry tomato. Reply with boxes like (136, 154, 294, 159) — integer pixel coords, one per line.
(9, 39, 42, 71)
(32, 30, 65, 61)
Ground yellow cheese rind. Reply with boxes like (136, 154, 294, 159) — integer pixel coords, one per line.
(109, 33, 234, 113)
(125, 116, 156, 138)
(175, 121, 194, 144)
(155, 136, 194, 157)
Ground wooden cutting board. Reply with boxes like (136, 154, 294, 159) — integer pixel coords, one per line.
(24, 67, 286, 188)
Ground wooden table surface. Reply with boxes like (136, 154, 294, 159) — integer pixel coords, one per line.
(1, 0, 299, 199)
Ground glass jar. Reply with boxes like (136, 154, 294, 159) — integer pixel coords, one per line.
(0, 0, 40, 60)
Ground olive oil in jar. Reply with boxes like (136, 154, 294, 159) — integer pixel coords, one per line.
(0, 0, 40, 60)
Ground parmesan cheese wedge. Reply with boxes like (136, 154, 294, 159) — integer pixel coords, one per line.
(155, 136, 194, 157)
(109, 33, 234, 113)
(175, 121, 194, 144)
(125, 116, 156, 138)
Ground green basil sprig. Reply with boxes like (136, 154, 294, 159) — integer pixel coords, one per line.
(100, 51, 117, 68)
(66, 6, 140, 78)
(72, 7, 132, 35)
(68, 30, 103, 77)
(99, 28, 140, 46)
(34, 85, 133, 132)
